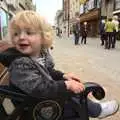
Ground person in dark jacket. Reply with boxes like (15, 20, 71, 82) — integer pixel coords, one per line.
(73, 18, 80, 45)
(81, 22, 88, 44)
(0, 10, 118, 119)
(99, 19, 106, 46)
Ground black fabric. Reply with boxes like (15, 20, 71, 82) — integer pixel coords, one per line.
(73, 23, 80, 36)
(0, 47, 27, 67)
(48, 68, 64, 80)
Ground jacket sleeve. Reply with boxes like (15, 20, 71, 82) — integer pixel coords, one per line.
(0, 48, 24, 67)
(0, 49, 12, 67)
(48, 67, 65, 80)
(9, 57, 68, 99)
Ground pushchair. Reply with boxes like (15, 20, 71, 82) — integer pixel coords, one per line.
(0, 80, 105, 120)
(0, 46, 105, 120)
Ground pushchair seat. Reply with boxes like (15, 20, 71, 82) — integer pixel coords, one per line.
(0, 82, 105, 120)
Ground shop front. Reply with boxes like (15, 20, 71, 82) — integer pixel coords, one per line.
(80, 9, 100, 37)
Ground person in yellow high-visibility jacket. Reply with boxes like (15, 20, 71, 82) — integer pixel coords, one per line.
(105, 18, 115, 49)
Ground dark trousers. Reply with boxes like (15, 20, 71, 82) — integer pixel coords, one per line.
(63, 98, 101, 119)
(112, 32, 118, 48)
(105, 32, 113, 49)
(81, 36, 87, 44)
(74, 34, 79, 45)
(100, 33, 106, 45)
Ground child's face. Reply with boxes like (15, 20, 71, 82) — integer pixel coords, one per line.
(12, 26, 43, 57)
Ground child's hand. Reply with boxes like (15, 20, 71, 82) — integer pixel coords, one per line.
(65, 80, 85, 94)
(0, 41, 13, 52)
(63, 72, 81, 82)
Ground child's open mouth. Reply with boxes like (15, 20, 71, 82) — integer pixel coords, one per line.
(19, 44, 29, 49)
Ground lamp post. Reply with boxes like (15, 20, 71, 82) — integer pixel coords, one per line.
(68, 0, 70, 37)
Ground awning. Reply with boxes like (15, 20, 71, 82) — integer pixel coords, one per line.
(80, 9, 99, 23)
(113, 10, 120, 14)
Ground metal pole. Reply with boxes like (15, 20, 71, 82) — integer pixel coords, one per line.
(68, 0, 70, 37)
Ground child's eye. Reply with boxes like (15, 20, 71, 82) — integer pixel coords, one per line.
(26, 31, 36, 35)
(14, 32, 19, 36)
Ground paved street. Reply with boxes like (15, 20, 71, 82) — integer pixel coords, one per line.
(52, 35, 120, 120)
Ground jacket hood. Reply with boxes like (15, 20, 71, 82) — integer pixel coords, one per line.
(0, 48, 26, 67)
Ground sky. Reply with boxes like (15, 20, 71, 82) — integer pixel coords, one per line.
(33, 0, 62, 25)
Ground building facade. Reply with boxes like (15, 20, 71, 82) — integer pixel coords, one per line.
(62, 0, 69, 36)
(113, 0, 120, 18)
(62, 0, 101, 37)
(113, 0, 120, 39)
(0, 0, 35, 40)
(69, 0, 80, 34)
(79, 0, 101, 37)
(69, 0, 80, 21)
(101, 0, 120, 39)
(79, 0, 120, 37)
(101, 0, 114, 19)
(59, 0, 120, 37)
(55, 10, 64, 35)
(62, 0, 80, 36)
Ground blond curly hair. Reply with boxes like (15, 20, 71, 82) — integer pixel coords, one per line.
(9, 10, 53, 49)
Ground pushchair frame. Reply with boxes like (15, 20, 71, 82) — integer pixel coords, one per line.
(0, 82, 105, 120)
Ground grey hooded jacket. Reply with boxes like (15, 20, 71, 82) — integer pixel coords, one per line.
(0, 48, 69, 100)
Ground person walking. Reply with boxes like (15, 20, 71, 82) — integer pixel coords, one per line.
(73, 18, 80, 45)
(81, 22, 87, 44)
(104, 18, 115, 49)
(99, 19, 106, 46)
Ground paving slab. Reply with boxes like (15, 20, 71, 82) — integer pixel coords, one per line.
(52, 36, 120, 120)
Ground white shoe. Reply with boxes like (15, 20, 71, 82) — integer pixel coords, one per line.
(98, 100, 119, 119)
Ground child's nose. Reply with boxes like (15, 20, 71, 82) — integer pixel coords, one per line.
(19, 31, 26, 39)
